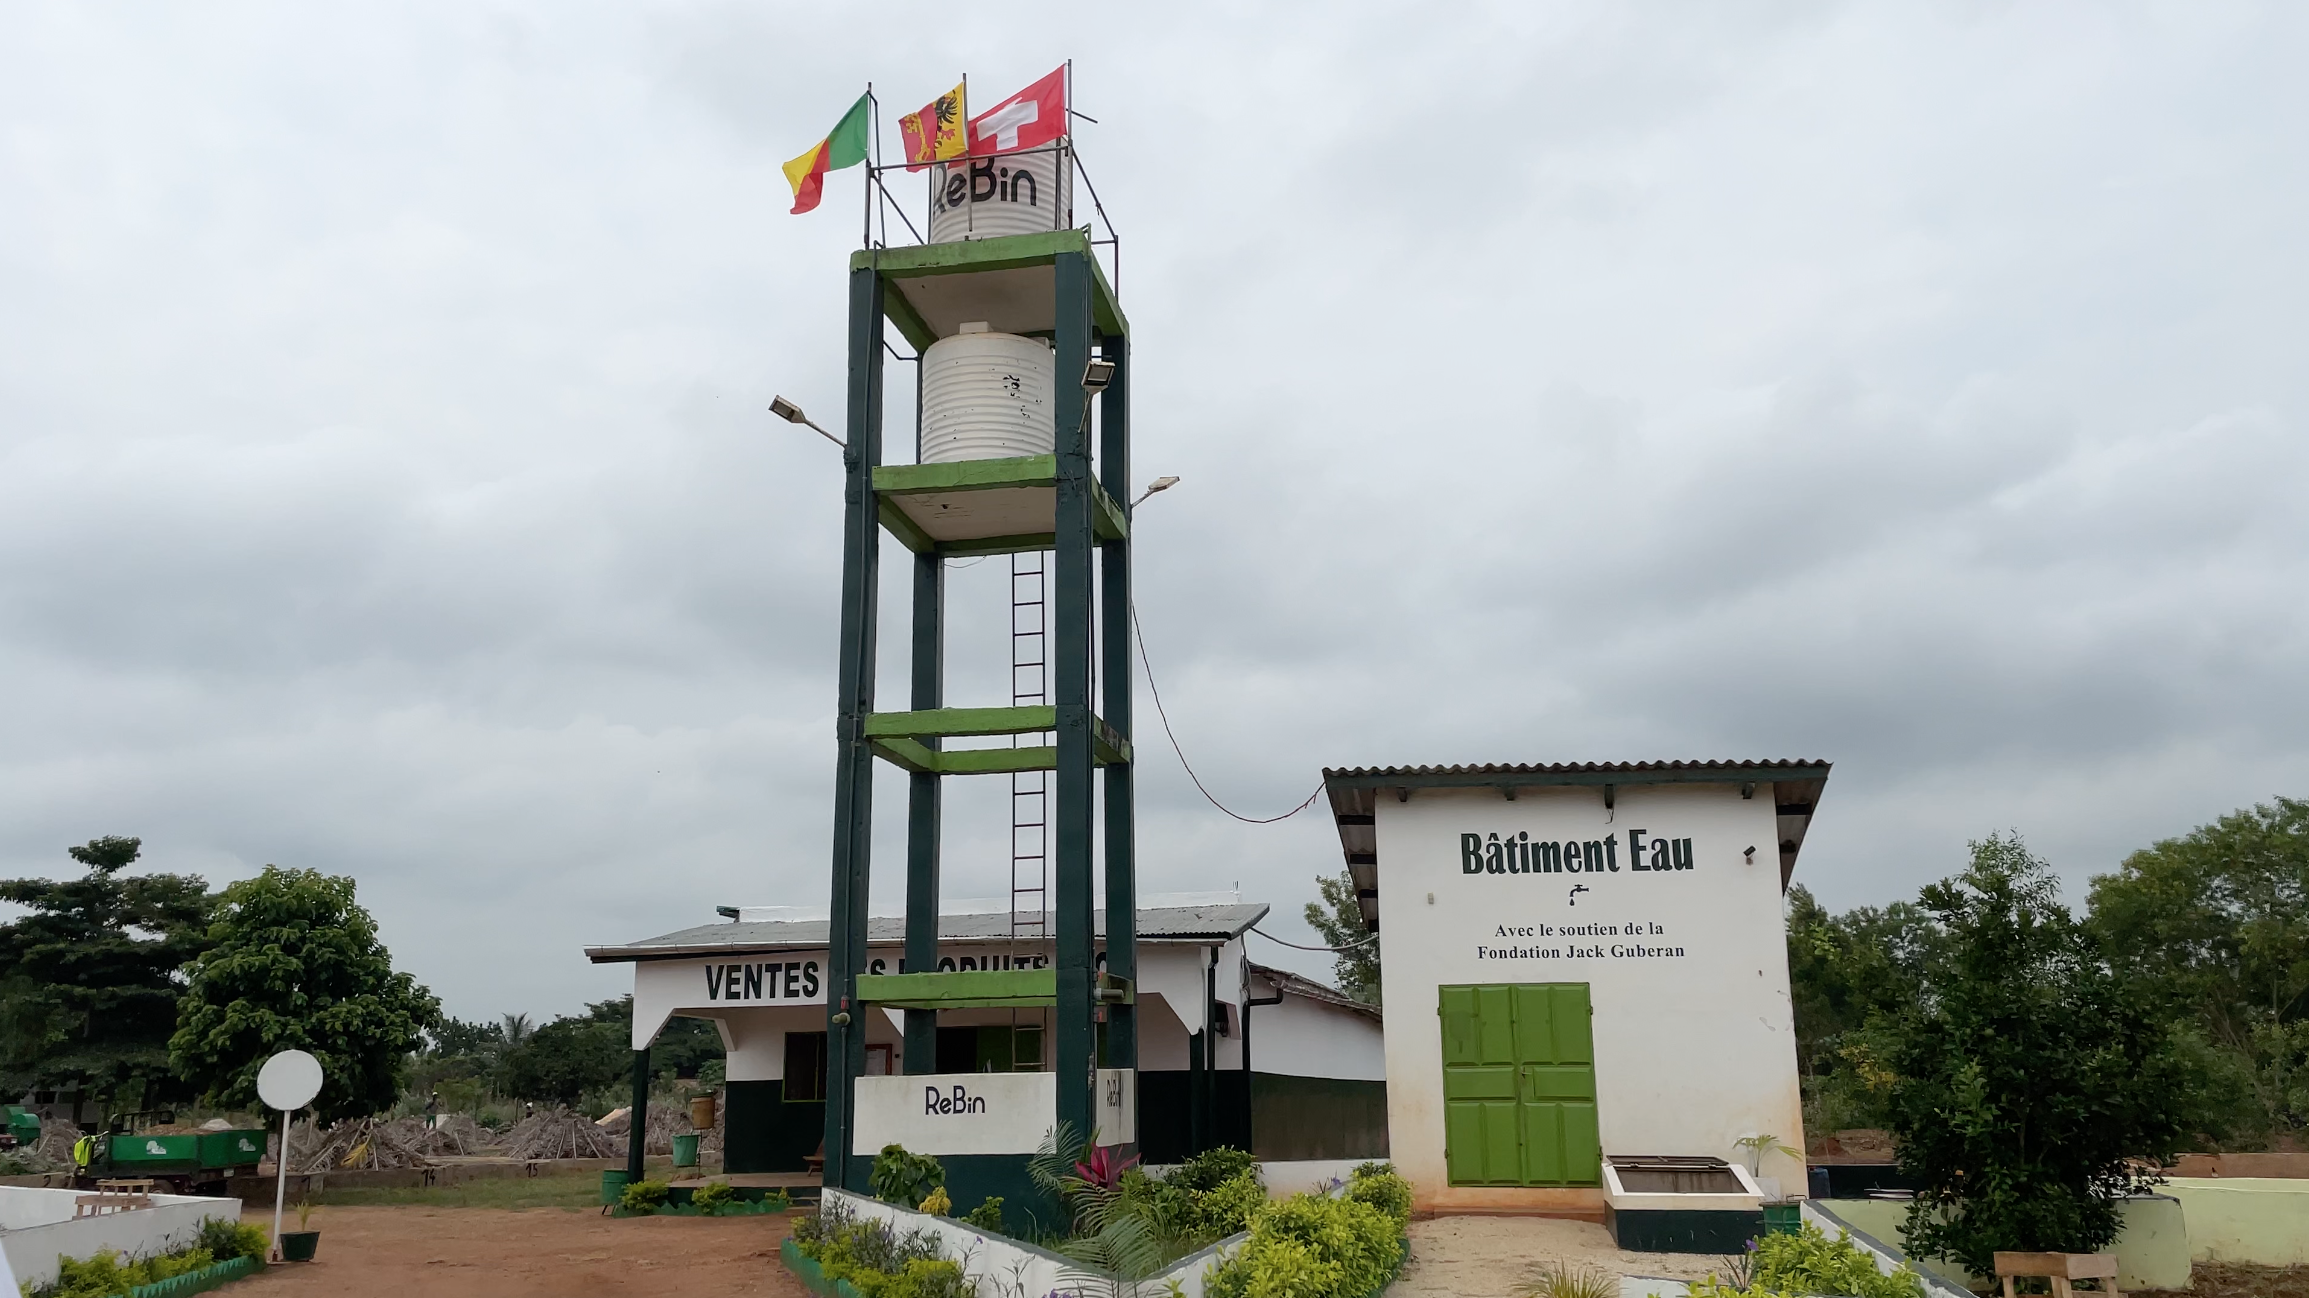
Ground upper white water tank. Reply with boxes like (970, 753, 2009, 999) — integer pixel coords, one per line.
(919, 324, 1055, 463)
(929, 147, 1073, 243)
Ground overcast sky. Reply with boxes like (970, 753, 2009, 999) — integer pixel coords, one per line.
(3, 3, 2303, 1022)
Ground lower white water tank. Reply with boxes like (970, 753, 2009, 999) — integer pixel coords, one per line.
(928, 146, 1073, 243)
(919, 325, 1054, 463)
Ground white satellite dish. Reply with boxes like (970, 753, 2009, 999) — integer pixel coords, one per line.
(256, 1049, 323, 1111)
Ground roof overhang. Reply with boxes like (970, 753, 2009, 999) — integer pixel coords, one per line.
(1322, 761, 1832, 931)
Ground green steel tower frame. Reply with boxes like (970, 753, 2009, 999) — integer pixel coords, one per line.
(821, 230, 1137, 1192)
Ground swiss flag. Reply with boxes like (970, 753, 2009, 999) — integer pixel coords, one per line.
(969, 65, 1066, 156)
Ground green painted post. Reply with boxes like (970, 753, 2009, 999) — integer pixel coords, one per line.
(823, 262, 885, 1192)
(1097, 332, 1138, 1085)
(1051, 250, 1097, 1144)
(627, 1047, 649, 1185)
(904, 549, 943, 1073)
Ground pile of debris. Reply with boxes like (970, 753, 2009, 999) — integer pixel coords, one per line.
(285, 1116, 446, 1172)
(415, 1114, 494, 1157)
(503, 1107, 620, 1161)
(594, 1105, 689, 1156)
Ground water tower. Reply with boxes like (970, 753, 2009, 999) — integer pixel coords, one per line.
(817, 129, 1137, 1205)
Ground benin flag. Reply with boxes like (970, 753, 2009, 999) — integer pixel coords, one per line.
(782, 92, 871, 215)
(899, 82, 966, 173)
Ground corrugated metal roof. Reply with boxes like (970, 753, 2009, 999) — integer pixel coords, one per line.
(1323, 759, 1830, 778)
(1248, 961, 1381, 1023)
(585, 901, 1270, 964)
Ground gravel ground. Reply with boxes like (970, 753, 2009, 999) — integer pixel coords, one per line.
(1395, 1216, 1739, 1298)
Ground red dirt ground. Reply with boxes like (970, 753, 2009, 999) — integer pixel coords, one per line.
(230, 1205, 810, 1297)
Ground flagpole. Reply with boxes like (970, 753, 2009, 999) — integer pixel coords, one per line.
(870, 84, 883, 247)
(862, 82, 874, 249)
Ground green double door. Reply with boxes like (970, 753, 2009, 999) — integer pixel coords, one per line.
(1441, 983, 1600, 1186)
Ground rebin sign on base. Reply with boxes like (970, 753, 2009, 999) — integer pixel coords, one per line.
(852, 1070, 1137, 1156)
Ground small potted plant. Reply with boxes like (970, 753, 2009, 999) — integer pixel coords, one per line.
(279, 1199, 321, 1262)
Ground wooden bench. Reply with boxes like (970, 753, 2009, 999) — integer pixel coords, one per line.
(1995, 1251, 2122, 1298)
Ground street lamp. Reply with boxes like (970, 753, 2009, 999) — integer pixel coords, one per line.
(770, 395, 844, 448)
(1133, 475, 1180, 508)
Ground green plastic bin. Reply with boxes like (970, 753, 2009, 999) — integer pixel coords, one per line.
(672, 1133, 701, 1168)
(1762, 1202, 1802, 1236)
(602, 1170, 632, 1205)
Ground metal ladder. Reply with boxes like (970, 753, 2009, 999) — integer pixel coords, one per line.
(1009, 552, 1048, 948)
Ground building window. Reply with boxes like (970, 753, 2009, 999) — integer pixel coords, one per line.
(784, 1032, 829, 1102)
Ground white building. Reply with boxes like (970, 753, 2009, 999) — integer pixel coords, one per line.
(1323, 760, 1828, 1245)
(584, 897, 1387, 1174)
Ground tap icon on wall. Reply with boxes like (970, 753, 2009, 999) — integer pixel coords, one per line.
(1568, 884, 1591, 907)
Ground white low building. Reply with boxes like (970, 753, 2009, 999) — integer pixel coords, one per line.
(584, 896, 1387, 1173)
(1323, 759, 1828, 1250)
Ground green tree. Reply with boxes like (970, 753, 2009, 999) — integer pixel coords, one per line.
(1303, 869, 1380, 1005)
(1786, 884, 1944, 1130)
(0, 837, 214, 1112)
(169, 866, 440, 1123)
(499, 999, 629, 1106)
(495, 997, 723, 1107)
(2087, 797, 2309, 1141)
(1887, 834, 2202, 1275)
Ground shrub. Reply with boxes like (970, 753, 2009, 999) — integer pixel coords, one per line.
(870, 1143, 946, 1210)
(793, 1197, 965, 1298)
(917, 1185, 951, 1216)
(620, 1179, 671, 1213)
(39, 1245, 218, 1298)
(1195, 1170, 1268, 1239)
(1205, 1189, 1403, 1298)
(963, 1195, 1005, 1232)
(1169, 1145, 1258, 1193)
(1343, 1164, 1412, 1225)
(197, 1214, 271, 1261)
(1749, 1222, 1923, 1298)
(689, 1180, 738, 1216)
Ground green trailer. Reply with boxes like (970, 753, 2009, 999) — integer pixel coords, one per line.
(75, 1116, 268, 1193)
(0, 1104, 37, 1150)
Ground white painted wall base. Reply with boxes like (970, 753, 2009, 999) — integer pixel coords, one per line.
(0, 1186, 242, 1289)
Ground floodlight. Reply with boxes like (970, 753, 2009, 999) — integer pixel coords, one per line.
(1081, 358, 1118, 393)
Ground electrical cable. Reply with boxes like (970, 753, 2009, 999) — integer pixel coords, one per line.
(1250, 924, 1379, 953)
(1129, 602, 1321, 824)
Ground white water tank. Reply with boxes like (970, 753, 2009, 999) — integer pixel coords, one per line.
(929, 146, 1073, 243)
(919, 323, 1054, 463)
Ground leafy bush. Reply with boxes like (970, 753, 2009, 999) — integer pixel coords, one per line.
(870, 1143, 946, 1210)
(1169, 1145, 1258, 1193)
(197, 1214, 272, 1261)
(689, 1180, 738, 1216)
(963, 1195, 1005, 1232)
(619, 1178, 670, 1213)
(36, 1245, 217, 1298)
(1204, 1189, 1404, 1298)
(791, 1197, 969, 1298)
(1343, 1163, 1412, 1224)
(1750, 1223, 1922, 1298)
(917, 1185, 951, 1216)
(1194, 1170, 1269, 1240)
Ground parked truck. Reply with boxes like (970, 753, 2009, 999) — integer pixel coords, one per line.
(70, 1111, 267, 1194)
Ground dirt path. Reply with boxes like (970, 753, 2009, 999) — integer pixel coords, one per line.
(231, 1206, 809, 1298)
(1395, 1216, 1735, 1298)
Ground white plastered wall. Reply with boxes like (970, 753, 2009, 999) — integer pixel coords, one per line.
(1374, 782, 1807, 1207)
(1249, 991, 1386, 1082)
